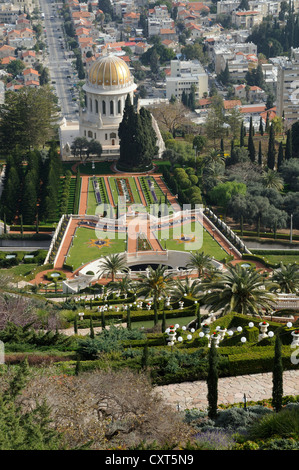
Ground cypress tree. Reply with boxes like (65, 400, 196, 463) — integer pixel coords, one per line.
(285, 129, 292, 160)
(74, 315, 78, 334)
(240, 121, 245, 147)
(259, 116, 264, 136)
(89, 317, 95, 339)
(277, 141, 284, 170)
(181, 90, 188, 106)
(258, 141, 263, 165)
(196, 303, 201, 329)
(127, 307, 131, 330)
(153, 296, 158, 326)
(272, 334, 283, 412)
(207, 341, 218, 419)
(267, 123, 276, 170)
(265, 112, 270, 133)
(248, 118, 256, 163)
(101, 310, 106, 330)
(162, 308, 166, 333)
(220, 138, 224, 155)
(141, 342, 149, 370)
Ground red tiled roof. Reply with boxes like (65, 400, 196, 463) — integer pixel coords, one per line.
(223, 99, 241, 109)
(240, 105, 266, 113)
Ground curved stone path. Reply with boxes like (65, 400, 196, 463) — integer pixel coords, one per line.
(155, 370, 299, 410)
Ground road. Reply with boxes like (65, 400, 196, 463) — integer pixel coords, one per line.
(39, 0, 79, 121)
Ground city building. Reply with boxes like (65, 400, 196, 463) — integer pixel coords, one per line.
(165, 59, 208, 101)
(276, 48, 299, 125)
(79, 52, 137, 158)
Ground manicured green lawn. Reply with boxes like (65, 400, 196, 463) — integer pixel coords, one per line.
(66, 227, 127, 270)
(257, 253, 299, 266)
(128, 177, 142, 204)
(86, 178, 97, 216)
(155, 221, 228, 260)
(108, 177, 119, 206)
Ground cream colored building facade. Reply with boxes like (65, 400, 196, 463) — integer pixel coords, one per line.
(166, 59, 208, 101)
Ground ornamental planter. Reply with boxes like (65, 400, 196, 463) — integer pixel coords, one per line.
(218, 328, 227, 342)
(209, 333, 219, 348)
(259, 321, 269, 341)
(202, 324, 210, 335)
(167, 326, 177, 346)
(291, 330, 299, 347)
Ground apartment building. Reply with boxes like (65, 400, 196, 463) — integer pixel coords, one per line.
(165, 59, 208, 101)
(276, 48, 299, 124)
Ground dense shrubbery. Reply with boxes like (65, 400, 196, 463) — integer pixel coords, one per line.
(183, 403, 299, 450)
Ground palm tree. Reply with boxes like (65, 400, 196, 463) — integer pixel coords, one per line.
(135, 265, 174, 325)
(169, 276, 202, 300)
(262, 170, 284, 191)
(97, 253, 127, 282)
(271, 263, 299, 294)
(203, 148, 225, 166)
(186, 251, 214, 279)
(108, 274, 133, 297)
(201, 263, 276, 317)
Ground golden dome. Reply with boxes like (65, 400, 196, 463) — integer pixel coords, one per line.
(88, 54, 132, 88)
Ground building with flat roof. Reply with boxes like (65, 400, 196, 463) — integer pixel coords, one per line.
(276, 48, 299, 125)
(165, 59, 208, 101)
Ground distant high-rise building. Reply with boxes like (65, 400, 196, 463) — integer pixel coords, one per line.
(276, 48, 299, 125)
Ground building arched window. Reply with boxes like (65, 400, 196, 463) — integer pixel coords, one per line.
(118, 99, 121, 114)
(95, 99, 98, 113)
(110, 100, 114, 115)
(88, 130, 93, 138)
(102, 100, 106, 115)
(110, 132, 116, 139)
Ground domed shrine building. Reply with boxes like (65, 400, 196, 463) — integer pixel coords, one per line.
(79, 53, 137, 159)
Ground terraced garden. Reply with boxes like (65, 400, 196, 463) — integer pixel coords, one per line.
(65, 226, 127, 270)
(155, 221, 230, 260)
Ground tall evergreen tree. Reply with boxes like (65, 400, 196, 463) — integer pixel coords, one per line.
(265, 112, 270, 133)
(258, 140, 263, 165)
(207, 341, 218, 419)
(277, 141, 284, 170)
(89, 317, 95, 339)
(248, 117, 256, 163)
(118, 96, 156, 170)
(285, 129, 293, 160)
(267, 123, 276, 170)
(272, 334, 283, 412)
(127, 307, 131, 330)
(259, 116, 264, 136)
(240, 121, 245, 147)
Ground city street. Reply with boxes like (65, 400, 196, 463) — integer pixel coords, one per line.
(39, 0, 79, 120)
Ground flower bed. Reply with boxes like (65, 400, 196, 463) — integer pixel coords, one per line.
(116, 178, 134, 203)
(147, 177, 158, 202)
(92, 177, 102, 204)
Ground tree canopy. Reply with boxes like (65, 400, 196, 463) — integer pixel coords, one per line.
(0, 87, 59, 155)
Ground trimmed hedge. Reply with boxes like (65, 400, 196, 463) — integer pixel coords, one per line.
(236, 229, 299, 241)
(9, 225, 55, 232)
